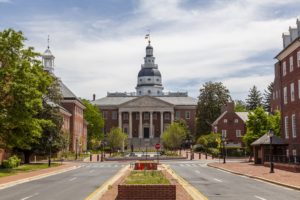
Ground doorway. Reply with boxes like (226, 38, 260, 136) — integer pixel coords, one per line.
(144, 127, 149, 138)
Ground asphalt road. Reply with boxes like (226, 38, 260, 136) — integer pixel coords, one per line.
(164, 160, 300, 200)
(0, 162, 128, 200)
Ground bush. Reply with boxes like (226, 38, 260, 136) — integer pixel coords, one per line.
(225, 147, 249, 157)
(208, 148, 220, 157)
(2, 155, 21, 168)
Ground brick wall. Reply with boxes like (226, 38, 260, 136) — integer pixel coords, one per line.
(117, 184, 176, 200)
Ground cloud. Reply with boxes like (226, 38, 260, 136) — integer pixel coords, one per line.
(9, 0, 300, 101)
(0, 0, 11, 3)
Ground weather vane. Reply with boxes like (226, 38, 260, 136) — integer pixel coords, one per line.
(145, 29, 151, 44)
(47, 35, 50, 49)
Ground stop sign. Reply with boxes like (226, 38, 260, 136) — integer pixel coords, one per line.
(155, 143, 160, 150)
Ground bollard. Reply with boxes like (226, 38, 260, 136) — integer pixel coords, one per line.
(90, 154, 92, 162)
(97, 154, 100, 162)
(199, 153, 201, 159)
(186, 151, 188, 158)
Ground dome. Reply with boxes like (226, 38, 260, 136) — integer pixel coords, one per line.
(138, 68, 161, 77)
(146, 45, 153, 49)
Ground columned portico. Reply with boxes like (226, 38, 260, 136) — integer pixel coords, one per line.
(139, 111, 142, 138)
(129, 111, 132, 138)
(160, 111, 164, 138)
(150, 112, 153, 138)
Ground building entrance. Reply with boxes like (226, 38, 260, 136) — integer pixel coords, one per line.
(144, 127, 149, 138)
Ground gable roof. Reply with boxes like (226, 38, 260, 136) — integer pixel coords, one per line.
(60, 81, 77, 99)
(212, 111, 227, 125)
(212, 111, 249, 125)
(92, 96, 136, 106)
(251, 133, 287, 146)
(157, 96, 197, 106)
(119, 95, 174, 108)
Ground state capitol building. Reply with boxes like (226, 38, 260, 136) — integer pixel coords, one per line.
(93, 39, 197, 148)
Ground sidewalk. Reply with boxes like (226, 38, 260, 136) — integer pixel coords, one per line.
(208, 162, 300, 190)
(178, 150, 215, 161)
(0, 162, 78, 188)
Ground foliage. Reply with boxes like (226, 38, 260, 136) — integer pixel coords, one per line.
(208, 148, 220, 157)
(246, 85, 262, 111)
(243, 107, 281, 152)
(82, 99, 104, 150)
(162, 122, 187, 150)
(234, 100, 248, 112)
(197, 133, 221, 150)
(107, 127, 127, 152)
(196, 81, 231, 136)
(1, 155, 21, 168)
(0, 29, 53, 154)
(124, 171, 170, 185)
(225, 147, 249, 157)
(262, 82, 274, 112)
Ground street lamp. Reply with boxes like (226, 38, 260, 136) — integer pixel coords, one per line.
(222, 136, 226, 164)
(101, 140, 106, 162)
(75, 138, 78, 160)
(48, 135, 52, 167)
(268, 129, 274, 173)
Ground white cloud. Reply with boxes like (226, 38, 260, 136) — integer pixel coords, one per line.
(15, 0, 300, 101)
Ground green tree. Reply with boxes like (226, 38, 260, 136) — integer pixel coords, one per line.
(234, 100, 247, 112)
(82, 99, 104, 150)
(0, 29, 53, 161)
(162, 122, 187, 150)
(246, 85, 262, 110)
(196, 81, 231, 136)
(269, 110, 281, 136)
(262, 82, 274, 112)
(197, 133, 221, 157)
(107, 127, 127, 152)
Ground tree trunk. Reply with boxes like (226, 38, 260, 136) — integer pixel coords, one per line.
(23, 150, 31, 164)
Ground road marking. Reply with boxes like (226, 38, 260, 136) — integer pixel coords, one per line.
(195, 170, 201, 174)
(254, 195, 267, 200)
(69, 177, 77, 181)
(20, 193, 39, 200)
(213, 178, 223, 182)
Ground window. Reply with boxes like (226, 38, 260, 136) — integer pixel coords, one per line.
(273, 92, 275, 100)
(164, 113, 170, 120)
(175, 111, 180, 119)
(292, 149, 297, 163)
(156, 78, 160, 82)
(223, 119, 228, 123)
(283, 61, 287, 76)
(292, 114, 296, 138)
(298, 80, 300, 99)
(289, 56, 294, 72)
(185, 111, 190, 119)
(153, 113, 157, 120)
(144, 112, 149, 120)
(222, 130, 227, 138)
(140, 78, 142, 82)
(123, 113, 128, 120)
(297, 51, 300, 67)
(285, 116, 289, 139)
(148, 90, 151, 94)
(147, 78, 151, 81)
(284, 87, 288, 104)
(136, 113, 140, 120)
(236, 130, 242, 137)
(112, 111, 117, 120)
(234, 119, 239, 123)
(102, 111, 108, 119)
(291, 83, 295, 102)
(286, 149, 289, 156)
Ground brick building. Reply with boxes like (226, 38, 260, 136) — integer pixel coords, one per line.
(212, 102, 248, 147)
(271, 18, 300, 161)
(93, 39, 197, 148)
(42, 46, 87, 153)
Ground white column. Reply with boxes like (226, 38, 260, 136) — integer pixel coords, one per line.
(139, 111, 143, 138)
(171, 111, 174, 123)
(129, 111, 132, 138)
(118, 112, 122, 129)
(150, 112, 153, 138)
(160, 111, 164, 138)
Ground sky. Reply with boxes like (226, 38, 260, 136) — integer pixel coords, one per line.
(1, 0, 300, 101)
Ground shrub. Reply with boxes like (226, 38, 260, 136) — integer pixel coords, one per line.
(208, 148, 220, 157)
(2, 155, 21, 168)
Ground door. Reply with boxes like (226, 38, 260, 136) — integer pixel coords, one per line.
(144, 127, 149, 138)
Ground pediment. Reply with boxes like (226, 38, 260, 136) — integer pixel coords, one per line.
(120, 96, 173, 108)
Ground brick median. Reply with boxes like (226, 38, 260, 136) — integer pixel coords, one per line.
(0, 162, 78, 185)
(208, 162, 300, 189)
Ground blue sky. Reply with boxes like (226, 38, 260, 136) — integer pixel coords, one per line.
(1, 0, 300, 100)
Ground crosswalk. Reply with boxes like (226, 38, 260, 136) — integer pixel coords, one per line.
(80, 164, 127, 168)
(174, 163, 207, 168)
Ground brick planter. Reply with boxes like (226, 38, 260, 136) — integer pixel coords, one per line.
(134, 162, 157, 170)
(117, 184, 176, 200)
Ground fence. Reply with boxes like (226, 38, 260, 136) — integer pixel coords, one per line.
(264, 155, 300, 164)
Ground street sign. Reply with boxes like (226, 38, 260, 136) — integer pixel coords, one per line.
(155, 143, 160, 150)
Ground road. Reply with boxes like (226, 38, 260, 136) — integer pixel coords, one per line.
(164, 160, 300, 200)
(0, 162, 127, 200)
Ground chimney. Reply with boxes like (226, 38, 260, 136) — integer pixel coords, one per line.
(92, 94, 96, 101)
(221, 102, 234, 113)
(282, 33, 291, 48)
(289, 26, 298, 42)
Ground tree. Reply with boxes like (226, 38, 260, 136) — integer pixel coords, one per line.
(243, 107, 280, 156)
(262, 82, 274, 112)
(162, 122, 187, 150)
(234, 100, 247, 112)
(246, 85, 262, 110)
(196, 81, 231, 136)
(82, 99, 104, 150)
(0, 29, 53, 161)
(197, 133, 221, 156)
(107, 127, 127, 152)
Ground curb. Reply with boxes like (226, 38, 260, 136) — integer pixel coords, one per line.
(162, 164, 208, 200)
(0, 165, 80, 190)
(85, 165, 129, 200)
(207, 164, 300, 191)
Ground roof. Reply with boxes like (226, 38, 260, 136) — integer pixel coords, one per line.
(92, 96, 197, 107)
(138, 68, 161, 77)
(60, 81, 77, 99)
(212, 111, 227, 125)
(236, 112, 249, 122)
(275, 35, 300, 59)
(251, 134, 287, 146)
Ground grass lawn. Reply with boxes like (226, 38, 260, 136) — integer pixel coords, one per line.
(0, 163, 61, 178)
(124, 170, 170, 185)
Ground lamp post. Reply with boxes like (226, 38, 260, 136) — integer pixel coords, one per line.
(75, 138, 78, 160)
(222, 136, 226, 164)
(268, 129, 274, 173)
(101, 140, 106, 162)
(48, 135, 52, 167)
